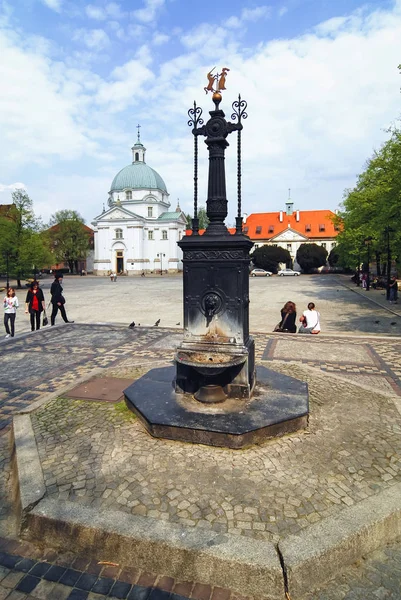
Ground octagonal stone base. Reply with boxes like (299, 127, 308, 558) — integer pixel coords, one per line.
(124, 365, 308, 448)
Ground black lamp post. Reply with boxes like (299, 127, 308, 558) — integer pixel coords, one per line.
(157, 253, 165, 276)
(365, 237, 372, 291)
(356, 248, 361, 286)
(385, 226, 394, 301)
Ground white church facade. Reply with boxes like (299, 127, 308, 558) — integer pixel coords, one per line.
(92, 136, 187, 275)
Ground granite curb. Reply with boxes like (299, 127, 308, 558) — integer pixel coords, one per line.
(11, 416, 46, 529)
(11, 412, 401, 599)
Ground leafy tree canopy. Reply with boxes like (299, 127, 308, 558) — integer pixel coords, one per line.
(251, 245, 291, 273)
(335, 125, 401, 273)
(48, 210, 91, 274)
(185, 206, 209, 230)
(0, 189, 51, 286)
(296, 243, 328, 273)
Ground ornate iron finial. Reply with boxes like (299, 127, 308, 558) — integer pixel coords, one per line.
(136, 123, 141, 143)
(188, 101, 204, 234)
(231, 94, 248, 233)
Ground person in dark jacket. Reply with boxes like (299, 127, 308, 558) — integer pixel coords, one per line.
(278, 301, 297, 333)
(25, 281, 46, 331)
(50, 273, 74, 326)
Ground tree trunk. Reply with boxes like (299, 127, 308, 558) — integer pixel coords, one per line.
(68, 260, 74, 273)
(17, 279, 22, 288)
(375, 251, 381, 276)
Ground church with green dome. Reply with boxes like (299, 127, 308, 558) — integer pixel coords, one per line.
(92, 134, 187, 275)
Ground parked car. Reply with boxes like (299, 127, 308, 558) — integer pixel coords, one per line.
(277, 268, 301, 276)
(250, 268, 272, 277)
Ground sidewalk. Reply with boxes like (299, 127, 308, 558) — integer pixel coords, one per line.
(338, 275, 401, 317)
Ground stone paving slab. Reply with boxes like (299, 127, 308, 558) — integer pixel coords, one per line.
(64, 378, 135, 403)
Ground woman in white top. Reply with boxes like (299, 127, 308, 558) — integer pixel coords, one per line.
(3, 287, 19, 338)
(298, 302, 321, 335)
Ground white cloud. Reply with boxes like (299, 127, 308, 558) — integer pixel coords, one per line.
(152, 31, 169, 45)
(132, 0, 165, 24)
(74, 28, 110, 50)
(85, 5, 106, 20)
(105, 2, 124, 19)
(241, 6, 271, 21)
(0, 182, 26, 194)
(85, 2, 124, 21)
(278, 6, 288, 18)
(41, 0, 62, 12)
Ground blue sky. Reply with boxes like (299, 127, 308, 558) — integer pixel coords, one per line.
(0, 0, 400, 226)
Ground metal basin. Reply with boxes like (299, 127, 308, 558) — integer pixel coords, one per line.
(176, 351, 246, 376)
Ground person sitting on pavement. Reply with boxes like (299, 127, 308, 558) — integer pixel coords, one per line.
(298, 302, 321, 334)
(276, 301, 297, 333)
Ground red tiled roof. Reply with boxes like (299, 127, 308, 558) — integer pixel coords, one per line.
(243, 210, 339, 239)
(185, 227, 236, 236)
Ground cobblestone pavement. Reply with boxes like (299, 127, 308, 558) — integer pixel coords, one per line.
(0, 536, 226, 600)
(31, 361, 401, 542)
(2, 324, 401, 598)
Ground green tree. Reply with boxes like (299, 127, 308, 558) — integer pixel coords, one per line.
(185, 206, 209, 230)
(251, 245, 291, 273)
(0, 189, 51, 287)
(336, 125, 401, 274)
(328, 246, 340, 267)
(296, 243, 328, 273)
(48, 210, 91, 274)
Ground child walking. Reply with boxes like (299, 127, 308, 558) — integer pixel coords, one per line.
(3, 287, 19, 338)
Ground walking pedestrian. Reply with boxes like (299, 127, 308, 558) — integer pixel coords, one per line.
(25, 281, 45, 331)
(50, 273, 74, 326)
(389, 276, 398, 303)
(298, 302, 321, 334)
(3, 287, 19, 338)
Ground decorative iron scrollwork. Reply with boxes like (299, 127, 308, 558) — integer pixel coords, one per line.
(188, 101, 204, 234)
(185, 250, 244, 261)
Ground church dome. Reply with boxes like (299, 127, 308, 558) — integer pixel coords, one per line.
(110, 162, 167, 193)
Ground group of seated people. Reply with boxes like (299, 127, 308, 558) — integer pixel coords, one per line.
(276, 301, 321, 334)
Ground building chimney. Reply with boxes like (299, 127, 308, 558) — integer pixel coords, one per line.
(279, 211, 283, 222)
(296, 210, 300, 222)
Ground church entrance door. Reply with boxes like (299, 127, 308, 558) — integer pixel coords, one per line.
(116, 251, 124, 274)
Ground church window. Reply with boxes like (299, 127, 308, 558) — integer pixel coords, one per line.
(305, 224, 311, 232)
(321, 242, 326, 249)
(162, 230, 168, 240)
(268, 225, 274, 233)
(115, 228, 123, 239)
(135, 152, 139, 161)
(126, 191, 132, 200)
(319, 224, 325, 232)
(255, 226, 262, 234)
(148, 231, 153, 240)
(287, 243, 292, 251)
(148, 207, 153, 217)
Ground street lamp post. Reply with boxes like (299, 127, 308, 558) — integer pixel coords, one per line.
(157, 253, 165, 276)
(385, 226, 394, 301)
(364, 237, 372, 291)
(357, 249, 361, 286)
